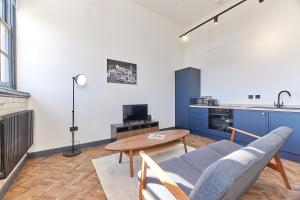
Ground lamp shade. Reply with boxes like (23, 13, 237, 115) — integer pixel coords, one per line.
(74, 74, 87, 86)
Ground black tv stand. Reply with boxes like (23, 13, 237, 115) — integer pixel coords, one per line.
(111, 121, 159, 140)
(124, 120, 149, 126)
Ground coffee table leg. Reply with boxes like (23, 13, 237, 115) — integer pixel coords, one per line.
(119, 151, 123, 163)
(183, 137, 188, 153)
(130, 150, 134, 177)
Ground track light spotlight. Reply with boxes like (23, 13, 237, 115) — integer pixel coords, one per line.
(259, 0, 264, 3)
(214, 16, 219, 24)
(181, 35, 189, 42)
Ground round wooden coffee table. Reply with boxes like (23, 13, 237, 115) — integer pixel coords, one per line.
(105, 129, 189, 177)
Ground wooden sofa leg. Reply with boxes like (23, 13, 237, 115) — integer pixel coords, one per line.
(139, 159, 148, 200)
(268, 154, 291, 190)
(273, 154, 291, 190)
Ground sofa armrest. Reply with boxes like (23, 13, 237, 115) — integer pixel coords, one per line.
(139, 151, 190, 200)
(228, 127, 260, 142)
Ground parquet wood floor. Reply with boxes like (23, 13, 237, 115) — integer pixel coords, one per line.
(3, 134, 300, 200)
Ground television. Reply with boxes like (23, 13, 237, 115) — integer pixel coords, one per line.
(123, 104, 148, 123)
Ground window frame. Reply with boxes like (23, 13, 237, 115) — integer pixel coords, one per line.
(0, 0, 16, 89)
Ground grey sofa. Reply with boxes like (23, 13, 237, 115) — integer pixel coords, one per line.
(138, 126, 293, 200)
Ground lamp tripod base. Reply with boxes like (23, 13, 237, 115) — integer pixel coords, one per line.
(63, 148, 81, 157)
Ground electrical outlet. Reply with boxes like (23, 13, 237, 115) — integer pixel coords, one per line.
(255, 95, 261, 99)
(248, 95, 254, 99)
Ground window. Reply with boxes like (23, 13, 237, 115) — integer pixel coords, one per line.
(0, 0, 15, 89)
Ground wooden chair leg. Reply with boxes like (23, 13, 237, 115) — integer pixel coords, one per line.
(273, 154, 291, 190)
(230, 129, 236, 142)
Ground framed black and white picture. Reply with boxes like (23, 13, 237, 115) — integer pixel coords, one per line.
(107, 59, 137, 85)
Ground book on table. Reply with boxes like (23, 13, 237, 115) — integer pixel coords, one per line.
(148, 133, 166, 140)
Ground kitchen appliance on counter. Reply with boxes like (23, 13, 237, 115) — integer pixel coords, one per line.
(208, 99, 218, 106)
(209, 108, 233, 133)
(191, 96, 218, 106)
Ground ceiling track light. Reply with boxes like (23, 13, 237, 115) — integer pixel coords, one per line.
(179, 0, 265, 39)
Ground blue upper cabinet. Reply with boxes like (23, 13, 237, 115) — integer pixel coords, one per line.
(269, 112, 300, 155)
(175, 68, 200, 129)
(233, 110, 269, 143)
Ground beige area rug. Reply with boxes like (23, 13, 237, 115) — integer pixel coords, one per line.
(92, 144, 195, 200)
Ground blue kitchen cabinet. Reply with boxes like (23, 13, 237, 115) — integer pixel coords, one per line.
(189, 107, 208, 135)
(269, 111, 300, 162)
(175, 68, 201, 129)
(208, 130, 230, 140)
(190, 107, 208, 121)
(190, 107, 230, 140)
(188, 107, 300, 163)
(233, 109, 269, 143)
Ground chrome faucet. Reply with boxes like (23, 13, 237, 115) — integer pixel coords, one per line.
(274, 90, 291, 108)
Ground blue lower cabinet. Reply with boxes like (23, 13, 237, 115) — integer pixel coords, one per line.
(233, 110, 269, 144)
(208, 129, 230, 139)
(190, 107, 208, 120)
(189, 108, 208, 135)
(190, 119, 208, 134)
(269, 111, 300, 162)
(189, 107, 300, 163)
(189, 107, 227, 140)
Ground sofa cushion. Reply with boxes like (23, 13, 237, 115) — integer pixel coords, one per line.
(180, 147, 224, 171)
(141, 157, 203, 200)
(206, 140, 243, 156)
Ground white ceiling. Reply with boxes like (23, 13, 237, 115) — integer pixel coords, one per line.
(129, 0, 233, 27)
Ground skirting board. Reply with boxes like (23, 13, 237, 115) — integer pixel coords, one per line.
(0, 153, 28, 199)
(29, 138, 113, 159)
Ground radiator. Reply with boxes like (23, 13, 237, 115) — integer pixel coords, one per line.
(0, 110, 33, 179)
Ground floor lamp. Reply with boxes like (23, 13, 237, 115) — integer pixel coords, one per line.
(63, 74, 87, 157)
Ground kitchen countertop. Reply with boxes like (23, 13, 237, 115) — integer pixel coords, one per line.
(190, 104, 300, 113)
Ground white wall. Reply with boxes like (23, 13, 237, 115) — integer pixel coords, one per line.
(184, 0, 300, 105)
(16, 0, 184, 152)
